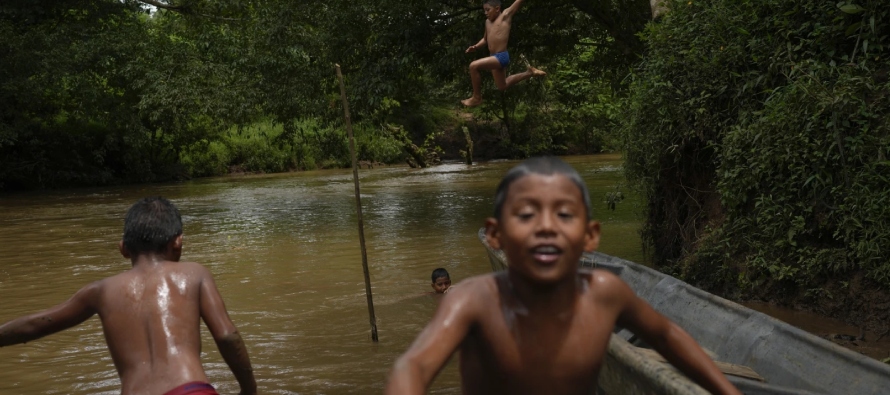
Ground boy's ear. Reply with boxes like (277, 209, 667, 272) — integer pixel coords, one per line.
(119, 240, 131, 259)
(168, 234, 183, 261)
(484, 217, 502, 250)
(584, 220, 601, 252)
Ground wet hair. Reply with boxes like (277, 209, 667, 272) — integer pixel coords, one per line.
(493, 156, 592, 220)
(431, 268, 450, 282)
(122, 197, 183, 255)
(484, 0, 501, 7)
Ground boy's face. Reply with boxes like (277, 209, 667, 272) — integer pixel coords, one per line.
(483, 4, 500, 21)
(432, 276, 452, 293)
(485, 173, 600, 285)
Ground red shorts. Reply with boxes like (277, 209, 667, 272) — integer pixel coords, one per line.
(163, 382, 219, 395)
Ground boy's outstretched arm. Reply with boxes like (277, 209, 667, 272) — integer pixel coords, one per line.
(386, 283, 477, 394)
(199, 268, 257, 395)
(502, 0, 526, 17)
(0, 283, 98, 347)
(608, 273, 742, 395)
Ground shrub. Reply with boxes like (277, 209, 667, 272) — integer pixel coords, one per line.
(623, 0, 890, 292)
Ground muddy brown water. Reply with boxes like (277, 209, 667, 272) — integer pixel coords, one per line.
(0, 154, 884, 394)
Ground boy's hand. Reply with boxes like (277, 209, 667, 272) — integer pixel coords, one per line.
(466, 45, 477, 53)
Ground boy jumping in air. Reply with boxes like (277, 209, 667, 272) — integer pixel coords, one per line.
(0, 197, 257, 395)
(386, 157, 741, 394)
(462, 0, 547, 107)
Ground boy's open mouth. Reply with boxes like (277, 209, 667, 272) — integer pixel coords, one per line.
(531, 245, 562, 264)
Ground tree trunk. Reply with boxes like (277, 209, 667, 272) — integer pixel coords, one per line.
(651, 0, 668, 20)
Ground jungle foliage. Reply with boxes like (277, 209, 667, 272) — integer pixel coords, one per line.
(0, 0, 651, 190)
(623, 0, 890, 295)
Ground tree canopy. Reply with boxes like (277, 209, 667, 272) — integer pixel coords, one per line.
(1, 0, 653, 189)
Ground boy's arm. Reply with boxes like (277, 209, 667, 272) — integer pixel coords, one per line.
(502, 0, 526, 17)
(198, 268, 257, 395)
(609, 274, 742, 395)
(0, 283, 98, 347)
(467, 34, 487, 53)
(386, 282, 478, 394)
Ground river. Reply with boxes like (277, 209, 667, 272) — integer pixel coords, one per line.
(0, 154, 646, 394)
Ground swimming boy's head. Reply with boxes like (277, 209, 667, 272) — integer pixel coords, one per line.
(486, 157, 600, 285)
(431, 268, 452, 294)
(121, 197, 183, 259)
(493, 156, 592, 221)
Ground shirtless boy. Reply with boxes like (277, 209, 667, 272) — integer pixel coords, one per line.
(462, 0, 546, 107)
(386, 157, 741, 395)
(0, 197, 256, 395)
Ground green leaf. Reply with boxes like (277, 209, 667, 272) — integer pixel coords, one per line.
(845, 21, 862, 36)
(838, 4, 865, 14)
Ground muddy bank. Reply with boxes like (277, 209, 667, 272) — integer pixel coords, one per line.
(740, 273, 890, 362)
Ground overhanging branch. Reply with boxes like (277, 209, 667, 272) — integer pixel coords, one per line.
(138, 0, 186, 11)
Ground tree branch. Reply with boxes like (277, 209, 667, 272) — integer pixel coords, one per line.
(137, 0, 185, 11)
(434, 8, 477, 22)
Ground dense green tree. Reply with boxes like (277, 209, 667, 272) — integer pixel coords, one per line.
(623, 0, 890, 309)
(0, 1, 154, 187)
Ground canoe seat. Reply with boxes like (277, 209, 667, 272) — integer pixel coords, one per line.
(632, 346, 766, 382)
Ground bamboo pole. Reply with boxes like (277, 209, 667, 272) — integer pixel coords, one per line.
(335, 64, 379, 342)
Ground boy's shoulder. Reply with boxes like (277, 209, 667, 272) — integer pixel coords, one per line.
(431, 273, 504, 327)
(582, 267, 624, 284)
(438, 273, 502, 308)
(159, 261, 215, 285)
(579, 267, 637, 304)
(445, 272, 500, 296)
(172, 260, 212, 274)
(105, 261, 213, 286)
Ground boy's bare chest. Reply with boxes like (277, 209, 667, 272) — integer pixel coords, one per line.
(485, 20, 511, 38)
(464, 306, 614, 388)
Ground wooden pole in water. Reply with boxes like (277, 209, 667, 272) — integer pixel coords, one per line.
(335, 64, 379, 342)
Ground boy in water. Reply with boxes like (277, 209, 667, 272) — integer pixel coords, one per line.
(462, 0, 547, 107)
(0, 197, 257, 395)
(430, 268, 452, 294)
(386, 157, 741, 394)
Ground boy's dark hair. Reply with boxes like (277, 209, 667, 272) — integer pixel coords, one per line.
(123, 197, 183, 255)
(431, 268, 450, 282)
(493, 156, 592, 220)
(484, 0, 501, 7)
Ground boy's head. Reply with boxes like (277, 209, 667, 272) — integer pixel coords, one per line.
(493, 156, 592, 221)
(431, 268, 452, 294)
(483, 0, 501, 20)
(485, 157, 600, 285)
(121, 197, 183, 259)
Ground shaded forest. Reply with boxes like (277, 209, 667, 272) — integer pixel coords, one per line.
(1, 0, 646, 189)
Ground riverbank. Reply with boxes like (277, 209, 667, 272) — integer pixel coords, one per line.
(740, 277, 890, 362)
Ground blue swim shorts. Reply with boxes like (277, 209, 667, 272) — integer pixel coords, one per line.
(493, 51, 510, 68)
